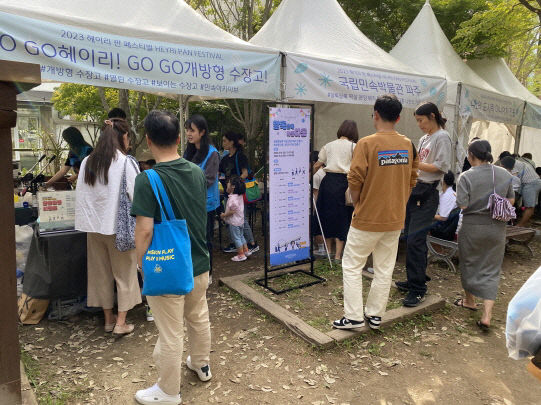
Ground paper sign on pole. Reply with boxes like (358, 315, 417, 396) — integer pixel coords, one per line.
(269, 107, 311, 266)
(285, 54, 447, 108)
(0, 11, 280, 100)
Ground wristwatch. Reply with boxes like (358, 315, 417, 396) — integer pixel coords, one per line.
(137, 264, 143, 271)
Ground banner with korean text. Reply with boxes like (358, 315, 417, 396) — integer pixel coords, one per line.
(0, 11, 281, 100)
(285, 54, 447, 108)
(269, 107, 311, 266)
(460, 85, 524, 125)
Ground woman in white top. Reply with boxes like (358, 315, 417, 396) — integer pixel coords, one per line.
(75, 118, 141, 336)
(313, 120, 358, 262)
(431, 170, 458, 241)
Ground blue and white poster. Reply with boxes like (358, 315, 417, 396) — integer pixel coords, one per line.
(0, 11, 280, 100)
(269, 107, 311, 266)
(460, 84, 524, 125)
(285, 54, 447, 108)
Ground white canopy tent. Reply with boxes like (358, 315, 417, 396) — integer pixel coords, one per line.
(467, 58, 541, 163)
(390, 1, 525, 169)
(250, 0, 447, 149)
(0, 0, 281, 101)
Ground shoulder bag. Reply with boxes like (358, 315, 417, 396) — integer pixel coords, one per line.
(115, 155, 139, 251)
(487, 165, 516, 222)
(141, 169, 194, 296)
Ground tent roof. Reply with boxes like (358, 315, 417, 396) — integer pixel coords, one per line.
(250, 0, 420, 75)
(0, 0, 277, 53)
(390, 1, 500, 94)
(467, 58, 541, 107)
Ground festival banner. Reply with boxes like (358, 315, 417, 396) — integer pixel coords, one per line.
(460, 85, 524, 125)
(285, 54, 447, 108)
(0, 11, 281, 100)
(524, 102, 541, 130)
(269, 107, 311, 266)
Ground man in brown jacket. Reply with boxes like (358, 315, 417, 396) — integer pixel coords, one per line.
(333, 94, 419, 330)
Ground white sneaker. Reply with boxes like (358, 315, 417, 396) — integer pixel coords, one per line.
(186, 355, 212, 382)
(146, 305, 154, 322)
(135, 384, 181, 404)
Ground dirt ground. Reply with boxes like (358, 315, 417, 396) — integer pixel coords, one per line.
(19, 228, 541, 405)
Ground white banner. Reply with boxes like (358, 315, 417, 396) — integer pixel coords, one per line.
(0, 11, 281, 100)
(524, 102, 541, 129)
(269, 107, 311, 266)
(460, 85, 524, 125)
(285, 54, 447, 108)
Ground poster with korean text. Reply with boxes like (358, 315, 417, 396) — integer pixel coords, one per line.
(269, 107, 311, 266)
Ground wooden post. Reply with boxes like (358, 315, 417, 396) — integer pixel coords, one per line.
(0, 60, 41, 405)
(0, 81, 22, 405)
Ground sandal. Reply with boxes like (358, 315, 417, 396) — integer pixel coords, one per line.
(476, 320, 490, 333)
(104, 316, 117, 333)
(112, 323, 134, 336)
(453, 298, 478, 311)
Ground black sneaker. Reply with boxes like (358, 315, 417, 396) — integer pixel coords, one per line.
(395, 280, 409, 292)
(364, 314, 382, 330)
(223, 244, 237, 253)
(403, 291, 425, 307)
(247, 243, 260, 254)
(332, 317, 365, 330)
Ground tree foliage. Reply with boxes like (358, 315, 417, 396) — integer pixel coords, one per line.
(337, 0, 488, 52)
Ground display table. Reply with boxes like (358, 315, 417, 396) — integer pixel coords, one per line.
(23, 226, 87, 299)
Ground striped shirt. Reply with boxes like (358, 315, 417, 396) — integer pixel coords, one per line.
(513, 160, 539, 184)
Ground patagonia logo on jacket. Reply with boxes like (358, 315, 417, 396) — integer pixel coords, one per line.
(378, 150, 409, 166)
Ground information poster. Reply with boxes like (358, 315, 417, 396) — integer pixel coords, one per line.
(37, 191, 76, 232)
(269, 107, 311, 266)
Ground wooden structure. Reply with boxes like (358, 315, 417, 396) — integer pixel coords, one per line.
(0, 60, 41, 405)
(220, 268, 445, 347)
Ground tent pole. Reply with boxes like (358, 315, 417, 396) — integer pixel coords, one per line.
(280, 52, 286, 102)
(514, 102, 527, 155)
(453, 83, 462, 173)
(0, 81, 22, 404)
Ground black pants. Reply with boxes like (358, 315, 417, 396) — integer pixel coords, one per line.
(206, 210, 216, 275)
(405, 182, 439, 295)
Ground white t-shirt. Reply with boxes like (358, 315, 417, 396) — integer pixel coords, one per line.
(318, 138, 355, 174)
(75, 151, 139, 235)
(437, 187, 457, 218)
(313, 168, 326, 190)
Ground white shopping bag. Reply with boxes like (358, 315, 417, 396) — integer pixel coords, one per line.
(506, 267, 541, 359)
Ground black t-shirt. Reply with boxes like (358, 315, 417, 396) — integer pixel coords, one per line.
(219, 150, 249, 179)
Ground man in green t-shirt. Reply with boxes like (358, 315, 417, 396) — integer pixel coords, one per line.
(132, 110, 211, 405)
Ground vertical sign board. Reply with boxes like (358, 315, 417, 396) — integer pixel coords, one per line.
(269, 107, 311, 266)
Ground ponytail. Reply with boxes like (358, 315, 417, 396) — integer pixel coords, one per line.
(414, 102, 447, 129)
(468, 139, 493, 163)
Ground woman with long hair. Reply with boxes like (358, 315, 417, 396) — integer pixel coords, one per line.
(184, 114, 220, 278)
(45, 127, 93, 187)
(219, 131, 259, 254)
(396, 102, 452, 307)
(75, 118, 141, 335)
(313, 120, 358, 262)
(455, 140, 514, 331)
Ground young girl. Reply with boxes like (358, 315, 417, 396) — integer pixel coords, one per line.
(220, 176, 250, 262)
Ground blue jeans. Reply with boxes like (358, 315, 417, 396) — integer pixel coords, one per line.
(229, 225, 246, 248)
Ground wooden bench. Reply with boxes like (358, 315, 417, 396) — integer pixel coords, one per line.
(427, 225, 536, 272)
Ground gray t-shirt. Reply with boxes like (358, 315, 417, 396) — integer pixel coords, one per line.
(417, 129, 452, 183)
(457, 164, 514, 222)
